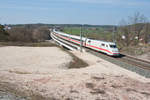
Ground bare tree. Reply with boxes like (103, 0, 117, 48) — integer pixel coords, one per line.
(143, 23, 150, 44)
(129, 12, 148, 42)
(32, 26, 50, 42)
(118, 12, 149, 46)
(7, 27, 33, 42)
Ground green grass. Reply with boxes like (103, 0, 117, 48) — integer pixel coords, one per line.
(62, 27, 113, 42)
(63, 27, 81, 35)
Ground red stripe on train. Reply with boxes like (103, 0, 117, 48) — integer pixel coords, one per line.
(53, 32, 117, 54)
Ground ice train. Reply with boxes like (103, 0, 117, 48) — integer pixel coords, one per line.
(52, 29, 120, 56)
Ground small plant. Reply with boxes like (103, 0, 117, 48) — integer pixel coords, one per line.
(85, 82, 95, 89)
(9, 70, 32, 74)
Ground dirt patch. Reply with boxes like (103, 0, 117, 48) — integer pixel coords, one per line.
(0, 90, 27, 100)
(0, 47, 150, 100)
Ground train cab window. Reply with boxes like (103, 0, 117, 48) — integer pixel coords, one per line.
(110, 45, 117, 48)
(106, 45, 108, 47)
(101, 44, 105, 46)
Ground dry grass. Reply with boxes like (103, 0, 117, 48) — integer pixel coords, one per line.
(90, 89, 106, 95)
(91, 76, 105, 81)
(67, 52, 88, 69)
(121, 44, 150, 56)
(58, 47, 88, 69)
(85, 83, 95, 89)
(0, 42, 57, 47)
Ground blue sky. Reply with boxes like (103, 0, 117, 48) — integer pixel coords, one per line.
(0, 0, 150, 25)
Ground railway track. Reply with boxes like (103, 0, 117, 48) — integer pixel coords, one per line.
(51, 32, 150, 78)
(85, 48, 150, 78)
(84, 46, 150, 71)
(116, 54, 150, 70)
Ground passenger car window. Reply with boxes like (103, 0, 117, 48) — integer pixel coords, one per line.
(102, 44, 105, 46)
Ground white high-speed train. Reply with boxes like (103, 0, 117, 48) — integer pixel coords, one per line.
(52, 29, 120, 56)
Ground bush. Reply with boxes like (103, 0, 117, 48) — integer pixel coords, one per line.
(7, 27, 33, 42)
(0, 25, 9, 41)
(7, 26, 51, 42)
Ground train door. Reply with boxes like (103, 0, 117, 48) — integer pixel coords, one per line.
(101, 43, 108, 54)
(87, 39, 91, 45)
(84, 38, 88, 46)
(86, 39, 92, 48)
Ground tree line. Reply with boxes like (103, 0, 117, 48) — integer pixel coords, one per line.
(0, 12, 149, 45)
(0, 24, 50, 42)
(0, 24, 115, 43)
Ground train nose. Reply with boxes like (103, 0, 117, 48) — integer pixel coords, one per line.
(112, 49, 120, 55)
(112, 49, 119, 53)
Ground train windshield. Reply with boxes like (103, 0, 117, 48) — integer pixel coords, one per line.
(110, 45, 117, 48)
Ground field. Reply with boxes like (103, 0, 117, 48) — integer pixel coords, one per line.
(62, 27, 114, 42)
